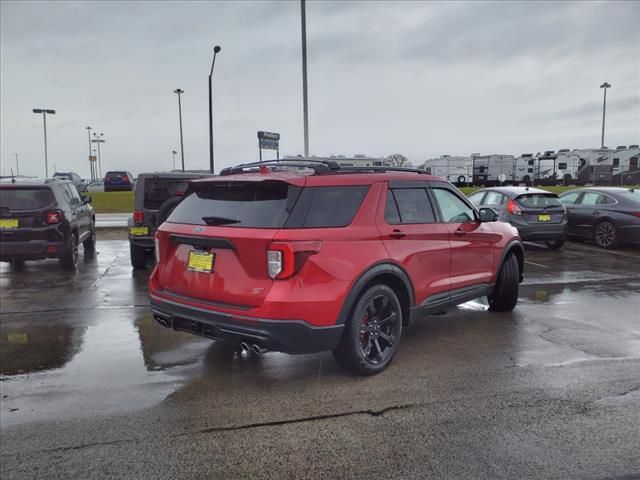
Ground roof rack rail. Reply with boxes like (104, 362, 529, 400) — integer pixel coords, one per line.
(219, 159, 340, 176)
(220, 159, 426, 176)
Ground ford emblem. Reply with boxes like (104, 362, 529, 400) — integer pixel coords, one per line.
(194, 227, 204, 233)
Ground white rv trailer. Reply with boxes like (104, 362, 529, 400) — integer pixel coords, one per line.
(472, 154, 515, 185)
(422, 155, 472, 185)
(570, 148, 614, 185)
(611, 145, 640, 184)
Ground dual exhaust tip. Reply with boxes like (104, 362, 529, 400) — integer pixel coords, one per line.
(240, 341, 267, 356)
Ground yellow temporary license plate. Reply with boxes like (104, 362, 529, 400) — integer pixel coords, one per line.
(538, 214, 551, 222)
(0, 218, 19, 229)
(129, 226, 149, 236)
(187, 250, 215, 273)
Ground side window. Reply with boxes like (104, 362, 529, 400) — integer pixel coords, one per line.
(384, 191, 401, 224)
(59, 185, 74, 205)
(484, 191, 506, 205)
(580, 192, 603, 206)
(300, 186, 368, 228)
(467, 191, 485, 206)
(391, 188, 435, 224)
(559, 191, 581, 205)
(598, 195, 615, 205)
(432, 188, 476, 223)
(65, 184, 82, 205)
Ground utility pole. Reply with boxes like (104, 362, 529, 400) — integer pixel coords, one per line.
(174, 88, 185, 171)
(86, 126, 94, 180)
(208, 46, 221, 173)
(92, 133, 105, 178)
(600, 82, 611, 148)
(32, 108, 56, 177)
(172, 150, 177, 170)
(14, 153, 19, 176)
(300, 0, 309, 156)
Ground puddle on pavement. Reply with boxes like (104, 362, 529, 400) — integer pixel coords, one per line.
(0, 309, 210, 428)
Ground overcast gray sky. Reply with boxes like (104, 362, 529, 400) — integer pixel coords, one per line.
(1, 0, 638, 178)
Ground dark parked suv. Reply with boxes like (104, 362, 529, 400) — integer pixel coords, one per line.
(0, 178, 96, 270)
(104, 171, 134, 192)
(129, 172, 213, 268)
(149, 160, 524, 375)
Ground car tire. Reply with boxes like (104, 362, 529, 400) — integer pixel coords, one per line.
(60, 233, 79, 271)
(594, 220, 619, 249)
(157, 197, 182, 225)
(332, 284, 402, 376)
(488, 254, 519, 312)
(545, 238, 565, 249)
(130, 243, 147, 269)
(83, 222, 97, 254)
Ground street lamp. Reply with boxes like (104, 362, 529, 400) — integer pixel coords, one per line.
(208, 45, 221, 174)
(174, 88, 185, 171)
(171, 149, 177, 170)
(86, 126, 94, 181)
(300, 0, 309, 157)
(91, 133, 105, 178)
(14, 153, 19, 176)
(32, 108, 56, 177)
(600, 82, 611, 148)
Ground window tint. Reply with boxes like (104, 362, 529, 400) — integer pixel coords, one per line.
(392, 188, 435, 224)
(298, 186, 368, 227)
(516, 194, 562, 208)
(432, 188, 475, 222)
(168, 181, 301, 228)
(384, 191, 401, 224)
(560, 191, 581, 205)
(484, 191, 506, 205)
(467, 191, 485, 206)
(0, 188, 55, 210)
(580, 192, 603, 206)
(144, 179, 192, 209)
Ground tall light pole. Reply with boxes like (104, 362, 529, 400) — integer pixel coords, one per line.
(600, 82, 611, 148)
(86, 126, 94, 180)
(300, 0, 310, 157)
(14, 153, 19, 176)
(209, 45, 222, 174)
(174, 88, 185, 171)
(92, 133, 105, 178)
(32, 108, 56, 177)
(171, 149, 177, 170)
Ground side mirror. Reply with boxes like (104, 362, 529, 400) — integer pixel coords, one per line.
(83, 194, 92, 205)
(478, 207, 497, 222)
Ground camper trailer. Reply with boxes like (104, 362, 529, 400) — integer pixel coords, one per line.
(572, 148, 614, 185)
(472, 154, 515, 185)
(611, 145, 640, 184)
(422, 155, 472, 185)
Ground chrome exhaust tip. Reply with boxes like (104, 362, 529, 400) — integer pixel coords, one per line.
(239, 342, 251, 355)
(251, 344, 267, 355)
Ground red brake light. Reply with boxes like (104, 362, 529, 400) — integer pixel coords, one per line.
(507, 199, 522, 215)
(133, 210, 144, 224)
(46, 210, 63, 224)
(267, 241, 322, 279)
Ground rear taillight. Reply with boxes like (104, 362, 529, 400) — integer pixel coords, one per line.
(123, 175, 129, 182)
(507, 199, 522, 215)
(632, 212, 640, 218)
(154, 235, 160, 263)
(133, 210, 144, 225)
(46, 210, 63, 224)
(267, 241, 322, 279)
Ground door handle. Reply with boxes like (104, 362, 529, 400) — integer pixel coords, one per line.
(454, 228, 466, 236)
(390, 229, 406, 239)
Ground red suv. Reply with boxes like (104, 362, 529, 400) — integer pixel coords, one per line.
(149, 160, 524, 375)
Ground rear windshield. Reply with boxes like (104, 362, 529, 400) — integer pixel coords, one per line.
(143, 178, 192, 209)
(516, 194, 563, 208)
(0, 188, 56, 211)
(168, 181, 301, 228)
(167, 182, 369, 228)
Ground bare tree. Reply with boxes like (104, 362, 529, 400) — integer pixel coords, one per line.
(385, 153, 410, 167)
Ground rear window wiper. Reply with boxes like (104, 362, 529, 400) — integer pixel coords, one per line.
(202, 216, 241, 226)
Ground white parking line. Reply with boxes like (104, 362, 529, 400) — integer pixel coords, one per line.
(525, 260, 549, 269)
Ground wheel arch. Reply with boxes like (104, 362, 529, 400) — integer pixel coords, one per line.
(496, 240, 524, 283)
(336, 263, 415, 328)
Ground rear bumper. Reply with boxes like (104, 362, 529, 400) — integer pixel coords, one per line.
(513, 222, 568, 242)
(0, 240, 65, 261)
(150, 295, 344, 354)
(129, 235, 155, 249)
(104, 185, 132, 191)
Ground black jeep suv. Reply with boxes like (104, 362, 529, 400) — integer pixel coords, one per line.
(129, 172, 213, 268)
(0, 178, 96, 270)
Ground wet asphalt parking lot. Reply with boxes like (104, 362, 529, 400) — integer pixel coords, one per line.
(0, 238, 639, 479)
